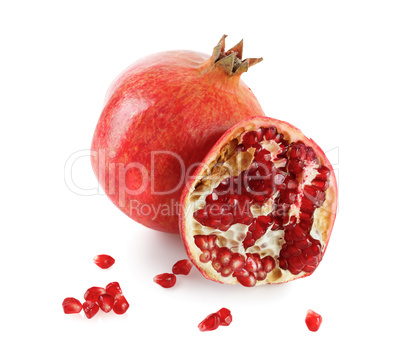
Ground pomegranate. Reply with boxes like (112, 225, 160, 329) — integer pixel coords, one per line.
(180, 116, 337, 286)
(91, 35, 264, 233)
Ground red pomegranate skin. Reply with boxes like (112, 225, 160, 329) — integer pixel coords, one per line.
(91, 48, 264, 233)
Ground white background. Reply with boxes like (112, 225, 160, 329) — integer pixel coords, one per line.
(1, 1, 401, 362)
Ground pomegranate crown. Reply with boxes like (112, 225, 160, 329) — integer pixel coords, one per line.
(210, 35, 263, 76)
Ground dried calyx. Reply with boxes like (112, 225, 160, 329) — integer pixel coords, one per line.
(205, 35, 263, 76)
(180, 117, 337, 287)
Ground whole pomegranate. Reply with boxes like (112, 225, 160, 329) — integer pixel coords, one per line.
(91, 36, 264, 233)
(180, 116, 337, 286)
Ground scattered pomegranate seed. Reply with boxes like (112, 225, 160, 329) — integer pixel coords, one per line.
(113, 295, 130, 315)
(62, 297, 82, 314)
(93, 254, 115, 269)
(105, 281, 123, 297)
(97, 293, 114, 313)
(153, 273, 177, 288)
(172, 259, 193, 275)
(305, 309, 322, 332)
(84, 286, 106, 303)
(83, 301, 99, 319)
(216, 308, 232, 326)
(198, 313, 221, 332)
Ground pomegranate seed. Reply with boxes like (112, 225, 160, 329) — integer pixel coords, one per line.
(62, 297, 82, 314)
(237, 272, 257, 287)
(193, 208, 208, 222)
(217, 308, 232, 326)
(261, 256, 275, 273)
(84, 286, 106, 303)
(93, 254, 115, 269)
(288, 159, 304, 174)
(194, 235, 216, 250)
(221, 266, 233, 277)
(198, 313, 221, 332)
(83, 301, 99, 319)
(256, 270, 267, 280)
(230, 253, 246, 271)
(242, 130, 259, 148)
(97, 293, 114, 313)
(217, 247, 232, 266)
(105, 281, 123, 297)
(245, 254, 259, 272)
(288, 245, 302, 257)
(212, 260, 223, 272)
(233, 268, 249, 278)
(305, 309, 322, 332)
(279, 257, 288, 270)
(315, 166, 330, 181)
(113, 295, 130, 315)
(172, 259, 193, 275)
(199, 250, 211, 263)
(153, 273, 176, 288)
(265, 126, 277, 139)
(289, 255, 305, 270)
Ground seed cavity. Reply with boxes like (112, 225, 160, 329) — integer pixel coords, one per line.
(190, 126, 331, 285)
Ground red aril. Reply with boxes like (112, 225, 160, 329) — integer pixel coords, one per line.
(216, 308, 232, 326)
(84, 286, 106, 303)
(113, 295, 130, 315)
(172, 259, 193, 275)
(180, 116, 337, 286)
(83, 301, 99, 319)
(62, 297, 82, 314)
(91, 35, 264, 233)
(93, 254, 115, 269)
(105, 281, 123, 298)
(153, 273, 177, 288)
(97, 293, 114, 313)
(305, 309, 322, 332)
(198, 313, 221, 332)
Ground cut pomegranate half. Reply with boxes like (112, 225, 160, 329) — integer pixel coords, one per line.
(180, 116, 337, 286)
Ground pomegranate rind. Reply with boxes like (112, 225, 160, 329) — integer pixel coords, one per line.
(180, 116, 337, 285)
(91, 37, 265, 234)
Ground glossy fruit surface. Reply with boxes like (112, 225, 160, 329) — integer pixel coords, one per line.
(91, 36, 264, 233)
(180, 116, 337, 286)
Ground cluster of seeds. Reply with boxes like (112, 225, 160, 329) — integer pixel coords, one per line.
(193, 126, 331, 284)
(153, 259, 193, 288)
(62, 255, 129, 318)
(62, 282, 129, 318)
(198, 308, 232, 332)
(194, 235, 275, 287)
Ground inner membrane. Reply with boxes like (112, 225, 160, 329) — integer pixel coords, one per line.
(191, 126, 330, 286)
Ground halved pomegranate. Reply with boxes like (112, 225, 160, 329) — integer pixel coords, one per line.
(180, 116, 337, 286)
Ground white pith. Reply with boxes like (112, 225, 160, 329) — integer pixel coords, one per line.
(182, 120, 337, 285)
